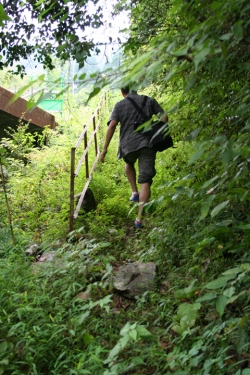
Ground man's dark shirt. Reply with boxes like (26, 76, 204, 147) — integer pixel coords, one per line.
(108, 92, 164, 159)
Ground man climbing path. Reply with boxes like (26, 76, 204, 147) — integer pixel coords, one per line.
(100, 86, 168, 228)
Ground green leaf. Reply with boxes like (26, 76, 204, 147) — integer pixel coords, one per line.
(200, 202, 210, 219)
(0, 342, 8, 353)
(120, 322, 131, 336)
(193, 48, 211, 70)
(79, 73, 86, 80)
(241, 263, 250, 272)
(205, 277, 229, 290)
(188, 147, 206, 165)
(136, 325, 155, 340)
(83, 333, 94, 345)
(0, 359, 9, 366)
(221, 140, 235, 164)
(223, 287, 235, 298)
(97, 242, 111, 249)
(200, 195, 216, 220)
(202, 176, 219, 189)
(228, 291, 246, 304)
(174, 279, 197, 299)
(196, 293, 217, 302)
(195, 237, 215, 254)
(8, 75, 45, 105)
(216, 295, 228, 317)
(129, 329, 137, 341)
(238, 224, 250, 230)
(233, 23, 243, 38)
(98, 294, 112, 309)
(172, 303, 201, 334)
(0, 4, 11, 26)
(87, 87, 101, 103)
(120, 334, 130, 348)
(78, 311, 90, 325)
(211, 200, 230, 218)
(220, 32, 233, 41)
(132, 356, 145, 365)
(222, 267, 242, 276)
(174, 46, 189, 56)
(220, 42, 227, 59)
(242, 368, 250, 375)
(236, 103, 250, 116)
(106, 343, 121, 363)
(215, 220, 233, 227)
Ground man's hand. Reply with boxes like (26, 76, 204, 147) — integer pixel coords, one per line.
(100, 149, 107, 163)
(100, 120, 118, 163)
(161, 114, 168, 123)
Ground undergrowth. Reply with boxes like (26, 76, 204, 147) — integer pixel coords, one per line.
(0, 88, 250, 374)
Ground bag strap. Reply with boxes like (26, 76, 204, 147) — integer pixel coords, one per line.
(126, 95, 149, 122)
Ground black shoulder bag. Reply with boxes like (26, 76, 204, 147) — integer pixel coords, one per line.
(126, 96, 173, 152)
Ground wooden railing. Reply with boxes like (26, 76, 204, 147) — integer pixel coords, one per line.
(69, 93, 109, 231)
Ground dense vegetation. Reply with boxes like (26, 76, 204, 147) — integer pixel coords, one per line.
(1, 0, 250, 374)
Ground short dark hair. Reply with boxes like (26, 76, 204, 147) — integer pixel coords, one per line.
(121, 86, 129, 95)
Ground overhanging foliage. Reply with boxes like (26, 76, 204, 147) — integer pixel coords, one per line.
(0, 0, 103, 75)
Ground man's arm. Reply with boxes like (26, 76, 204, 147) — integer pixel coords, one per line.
(100, 120, 118, 163)
(151, 98, 168, 123)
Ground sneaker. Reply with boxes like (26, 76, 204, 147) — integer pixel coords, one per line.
(135, 219, 143, 229)
(130, 193, 139, 202)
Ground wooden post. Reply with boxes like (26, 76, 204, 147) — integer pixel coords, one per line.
(84, 126, 89, 179)
(93, 115, 98, 156)
(69, 147, 76, 232)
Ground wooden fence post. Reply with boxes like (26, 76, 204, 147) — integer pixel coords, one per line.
(69, 147, 76, 232)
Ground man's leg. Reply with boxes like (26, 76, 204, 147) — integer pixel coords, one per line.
(125, 163, 138, 193)
(135, 148, 156, 227)
(124, 153, 140, 202)
(137, 182, 150, 220)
